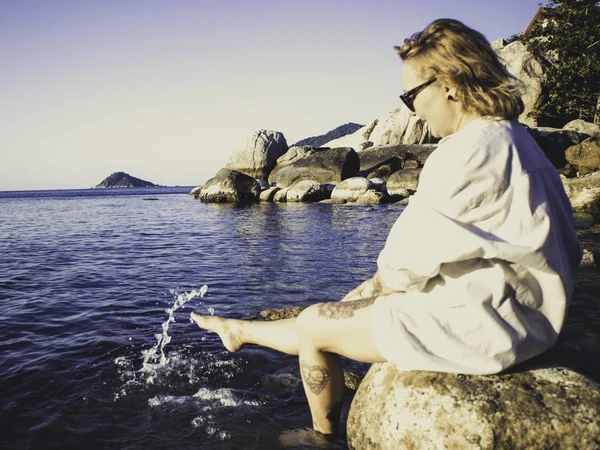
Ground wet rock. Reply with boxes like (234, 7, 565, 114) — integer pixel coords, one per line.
(330, 177, 374, 202)
(286, 180, 330, 203)
(189, 186, 202, 197)
(259, 187, 280, 202)
(347, 363, 600, 450)
(198, 168, 261, 203)
(356, 190, 388, 205)
(273, 187, 289, 202)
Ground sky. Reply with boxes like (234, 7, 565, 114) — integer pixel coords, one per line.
(0, 0, 543, 190)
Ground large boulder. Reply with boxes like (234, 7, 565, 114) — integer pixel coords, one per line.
(563, 119, 600, 139)
(286, 180, 330, 202)
(494, 40, 546, 127)
(562, 171, 600, 217)
(268, 147, 360, 188)
(565, 137, 600, 176)
(527, 127, 590, 170)
(330, 177, 374, 202)
(347, 363, 600, 450)
(225, 129, 288, 180)
(323, 108, 434, 149)
(358, 144, 437, 180)
(198, 168, 261, 203)
(386, 168, 422, 197)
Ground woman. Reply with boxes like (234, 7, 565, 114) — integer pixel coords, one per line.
(191, 18, 582, 443)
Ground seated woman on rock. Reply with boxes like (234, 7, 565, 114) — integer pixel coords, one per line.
(191, 18, 582, 443)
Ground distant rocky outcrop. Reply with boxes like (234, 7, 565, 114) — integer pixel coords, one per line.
(292, 122, 363, 148)
(95, 172, 156, 188)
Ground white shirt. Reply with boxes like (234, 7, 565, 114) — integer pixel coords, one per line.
(373, 118, 582, 374)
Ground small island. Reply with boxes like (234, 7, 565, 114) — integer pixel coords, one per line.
(95, 172, 157, 188)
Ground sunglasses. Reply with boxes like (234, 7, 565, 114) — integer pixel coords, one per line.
(399, 77, 437, 112)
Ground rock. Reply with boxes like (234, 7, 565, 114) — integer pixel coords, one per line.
(286, 180, 330, 203)
(276, 146, 319, 167)
(198, 168, 261, 203)
(527, 127, 590, 171)
(347, 363, 600, 450)
(495, 41, 545, 127)
(259, 187, 280, 202)
(386, 168, 422, 196)
(268, 147, 360, 188)
(292, 123, 363, 148)
(273, 187, 289, 202)
(225, 129, 288, 180)
(189, 186, 202, 197)
(257, 179, 270, 190)
(358, 144, 436, 180)
(260, 307, 304, 321)
(565, 137, 600, 175)
(356, 190, 389, 204)
(323, 108, 434, 149)
(563, 119, 600, 139)
(562, 172, 600, 217)
(330, 177, 373, 202)
(580, 248, 598, 268)
(573, 212, 596, 229)
(95, 171, 156, 188)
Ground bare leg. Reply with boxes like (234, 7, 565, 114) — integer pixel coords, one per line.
(190, 312, 300, 355)
(295, 298, 386, 435)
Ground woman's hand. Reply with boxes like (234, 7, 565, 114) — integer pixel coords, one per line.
(340, 277, 376, 302)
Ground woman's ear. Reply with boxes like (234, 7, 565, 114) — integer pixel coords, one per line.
(445, 86, 458, 101)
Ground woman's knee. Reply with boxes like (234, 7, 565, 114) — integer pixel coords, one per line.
(296, 303, 330, 345)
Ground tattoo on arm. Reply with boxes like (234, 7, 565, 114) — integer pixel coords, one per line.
(300, 360, 330, 395)
(317, 297, 375, 320)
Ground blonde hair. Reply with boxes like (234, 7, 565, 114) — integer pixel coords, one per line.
(396, 19, 524, 120)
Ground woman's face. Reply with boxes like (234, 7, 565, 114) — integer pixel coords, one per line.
(401, 60, 459, 138)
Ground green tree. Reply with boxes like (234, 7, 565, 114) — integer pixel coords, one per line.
(522, 0, 600, 126)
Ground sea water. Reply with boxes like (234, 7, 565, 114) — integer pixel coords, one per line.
(0, 187, 402, 449)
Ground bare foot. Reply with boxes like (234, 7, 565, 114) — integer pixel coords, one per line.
(190, 312, 244, 352)
(278, 428, 338, 449)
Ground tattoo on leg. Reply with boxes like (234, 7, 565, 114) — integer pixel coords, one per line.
(300, 360, 330, 395)
(316, 297, 375, 320)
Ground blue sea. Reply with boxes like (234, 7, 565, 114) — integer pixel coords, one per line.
(0, 187, 403, 449)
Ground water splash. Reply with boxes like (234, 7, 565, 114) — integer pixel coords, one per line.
(141, 285, 208, 379)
